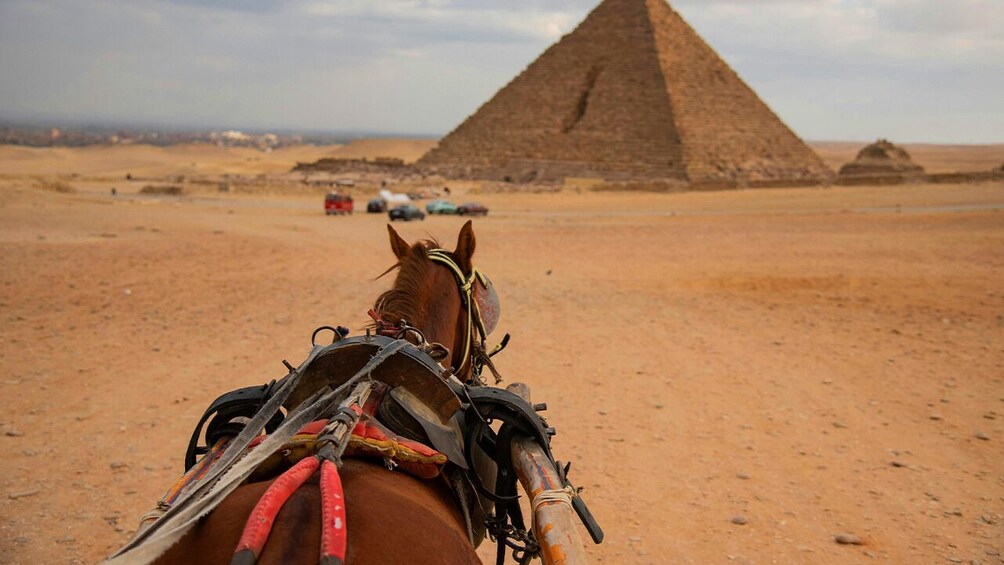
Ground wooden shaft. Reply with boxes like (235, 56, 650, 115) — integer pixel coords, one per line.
(506, 383, 588, 565)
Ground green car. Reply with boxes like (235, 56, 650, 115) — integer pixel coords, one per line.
(426, 199, 458, 215)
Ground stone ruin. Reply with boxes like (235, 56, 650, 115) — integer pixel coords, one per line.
(417, 0, 832, 186)
(838, 139, 925, 177)
(293, 157, 407, 175)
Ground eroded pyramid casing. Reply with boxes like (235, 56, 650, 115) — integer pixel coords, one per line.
(418, 0, 831, 184)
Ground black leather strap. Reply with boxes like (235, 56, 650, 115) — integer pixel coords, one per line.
(184, 381, 284, 470)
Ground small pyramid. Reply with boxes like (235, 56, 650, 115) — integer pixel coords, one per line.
(839, 139, 925, 176)
(419, 0, 831, 184)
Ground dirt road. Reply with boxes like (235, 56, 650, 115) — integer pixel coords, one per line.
(1, 177, 1002, 564)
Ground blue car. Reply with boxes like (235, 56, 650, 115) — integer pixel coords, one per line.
(426, 199, 458, 215)
(388, 204, 425, 222)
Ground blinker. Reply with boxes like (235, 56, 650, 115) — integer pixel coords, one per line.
(473, 273, 500, 336)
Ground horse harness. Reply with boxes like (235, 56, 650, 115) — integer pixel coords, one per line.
(109, 249, 601, 565)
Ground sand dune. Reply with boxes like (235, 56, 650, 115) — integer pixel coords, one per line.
(322, 138, 437, 164)
(0, 143, 337, 178)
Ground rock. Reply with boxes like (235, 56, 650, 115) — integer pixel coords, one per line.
(833, 421, 848, 429)
(975, 431, 989, 441)
(731, 515, 748, 525)
(8, 489, 40, 500)
(56, 536, 75, 544)
(946, 558, 962, 563)
(890, 460, 907, 468)
(5, 429, 24, 437)
(736, 472, 751, 480)
(835, 533, 862, 545)
(110, 461, 128, 470)
(929, 414, 943, 421)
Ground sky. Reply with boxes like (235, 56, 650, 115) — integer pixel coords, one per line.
(0, 0, 1001, 143)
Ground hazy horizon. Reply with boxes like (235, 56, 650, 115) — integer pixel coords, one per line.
(1, 0, 1001, 144)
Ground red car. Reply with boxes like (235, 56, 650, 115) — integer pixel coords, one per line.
(324, 193, 353, 215)
(457, 202, 489, 216)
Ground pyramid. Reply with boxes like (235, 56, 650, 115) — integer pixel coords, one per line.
(838, 139, 925, 177)
(418, 0, 831, 184)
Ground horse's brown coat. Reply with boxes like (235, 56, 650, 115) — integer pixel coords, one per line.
(157, 461, 479, 565)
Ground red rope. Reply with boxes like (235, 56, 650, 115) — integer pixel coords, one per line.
(367, 308, 400, 336)
(231, 456, 320, 565)
(319, 459, 348, 565)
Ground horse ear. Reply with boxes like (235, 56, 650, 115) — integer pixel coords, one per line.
(387, 224, 411, 260)
(453, 220, 476, 273)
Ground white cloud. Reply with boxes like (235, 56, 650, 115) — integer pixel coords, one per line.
(0, 0, 1000, 142)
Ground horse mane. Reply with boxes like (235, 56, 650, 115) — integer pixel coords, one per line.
(373, 238, 446, 326)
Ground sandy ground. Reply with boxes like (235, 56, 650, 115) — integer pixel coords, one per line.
(0, 145, 1003, 565)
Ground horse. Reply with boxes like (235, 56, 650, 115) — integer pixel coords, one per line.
(148, 221, 490, 564)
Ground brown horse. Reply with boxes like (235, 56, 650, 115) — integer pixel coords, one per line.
(153, 222, 486, 564)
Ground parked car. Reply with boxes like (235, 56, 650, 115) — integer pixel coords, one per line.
(324, 192, 353, 215)
(367, 198, 387, 213)
(388, 204, 425, 222)
(426, 199, 458, 215)
(457, 202, 489, 216)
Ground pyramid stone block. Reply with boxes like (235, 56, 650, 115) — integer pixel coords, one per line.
(418, 0, 831, 184)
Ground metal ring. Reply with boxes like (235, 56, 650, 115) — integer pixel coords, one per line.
(311, 326, 340, 346)
(395, 325, 427, 345)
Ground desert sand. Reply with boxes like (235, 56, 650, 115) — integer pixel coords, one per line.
(0, 143, 1002, 565)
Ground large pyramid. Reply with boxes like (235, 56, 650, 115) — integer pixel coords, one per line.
(418, 0, 831, 184)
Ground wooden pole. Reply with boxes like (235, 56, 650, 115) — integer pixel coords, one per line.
(506, 383, 589, 565)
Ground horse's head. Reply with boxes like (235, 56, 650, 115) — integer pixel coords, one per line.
(375, 220, 500, 381)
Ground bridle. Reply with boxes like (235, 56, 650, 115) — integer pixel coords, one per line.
(427, 248, 507, 384)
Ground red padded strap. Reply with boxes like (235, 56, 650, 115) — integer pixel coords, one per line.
(231, 456, 320, 565)
(319, 459, 348, 565)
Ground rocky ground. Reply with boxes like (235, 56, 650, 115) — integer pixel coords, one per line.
(0, 158, 1002, 564)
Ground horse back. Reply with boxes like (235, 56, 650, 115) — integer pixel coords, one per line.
(157, 459, 480, 565)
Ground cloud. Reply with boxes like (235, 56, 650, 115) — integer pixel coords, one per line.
(0, 0, 1000, 142)
(300, 0, 577, 43)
